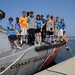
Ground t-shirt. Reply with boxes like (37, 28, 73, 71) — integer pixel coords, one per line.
(56, 20, 59, 30)
(46, 19, 52, 31)
(19, 16, 27, 28)
(28, 16, 35, 28)
(7, 23, 16, 35)
(41, 19, 46, 23)
(15, 22, 20, 30)
(59, 22, 66, 29)
(36, 20, 42, 29)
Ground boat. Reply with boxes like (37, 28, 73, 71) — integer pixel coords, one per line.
(0, 26, 66, 75)
(0, 10, 66, 75)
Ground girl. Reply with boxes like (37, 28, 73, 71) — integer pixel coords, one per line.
(35, 15, 42, 44)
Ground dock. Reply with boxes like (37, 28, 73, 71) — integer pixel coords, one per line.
(34, 56, 75, 75)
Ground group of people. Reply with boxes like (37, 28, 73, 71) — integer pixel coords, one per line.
(6, 10, 69, 50)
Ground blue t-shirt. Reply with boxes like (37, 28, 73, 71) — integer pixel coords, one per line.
(41, 19, 46, 23)
(15, 22, 20, 30)
(36, 20, 42, 29)
(59, 22, 66, 29)
(7, 23, 16, 35)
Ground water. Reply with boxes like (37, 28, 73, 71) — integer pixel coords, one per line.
(55, 40, 75, 63)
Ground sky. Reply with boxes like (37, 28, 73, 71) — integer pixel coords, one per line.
(0, 0, 75, 36)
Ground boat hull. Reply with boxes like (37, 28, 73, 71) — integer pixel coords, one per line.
(0, 46, 61, 75)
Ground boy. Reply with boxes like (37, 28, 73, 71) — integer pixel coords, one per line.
(15, 17, 21, 42)
(62, 31, 69, 50)
(45, 15, 53, 44)
(7, 17, 22, 49)
(59, 18, 66, 41)
(19, 11, 28, 45)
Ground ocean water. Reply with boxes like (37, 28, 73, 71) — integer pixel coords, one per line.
(55, 40, 75, 63)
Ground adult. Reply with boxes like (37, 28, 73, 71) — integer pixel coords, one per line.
(27, 11, 36, 45)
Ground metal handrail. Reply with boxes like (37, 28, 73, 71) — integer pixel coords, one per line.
(0, 46, 34, 75)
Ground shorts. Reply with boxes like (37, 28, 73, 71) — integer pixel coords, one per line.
(8, 35, 18, 42)
(58, 29, 63, 36)
(46, 31, 53, 36)
(36, 28, 41, 33)
(16, 30, 21, 35)
(55, 30, 58, 36)
(21, 28, 27, 35)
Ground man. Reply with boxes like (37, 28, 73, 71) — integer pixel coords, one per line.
(27, 11, 36, 45)
(7, 17, 22, 49)
(19, 11, 28, 45)
(40, 15, 46, 42)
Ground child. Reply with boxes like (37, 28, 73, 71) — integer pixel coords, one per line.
(35, 15, 42, 44)
(19, 11, 28, 45)
(15, 17, 21, 42)
(45, 15, 53, 44)
(7, 17, 22, 49)
(62, 31, 69, 50)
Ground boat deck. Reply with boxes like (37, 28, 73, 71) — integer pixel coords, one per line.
(0, 41, 65, 59)
(34, 56, 75, 75)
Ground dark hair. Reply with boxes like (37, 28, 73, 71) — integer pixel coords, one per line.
(46, 14, 50, 18)
(56, 16, 59, 19)
(50, 15, 54, 20)
(16, 17, 19, 20)
(29, 11, 34, 14)
(22, 11, 26, 14)
(8, 17, 13, 21)
(63, 31, 66, 34)
(41, 15, 43, 17)
(27, 12, 30, 17)
(36, 14, 41, 20)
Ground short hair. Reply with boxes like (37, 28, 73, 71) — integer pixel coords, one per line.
(29, 11, 34, 14)
(8, 17, 13, 21)
(63, 31, 66, 34)
(16, 17, 19, 20)
(50, 15, 54, 20)
(56, 16, 59, 19)
(41, 15, 43, 17)
(22, 11, 26, 14)
(60, 18, 64, 21)
(46, 14, 50, 18)
(27, 12, 30, 16)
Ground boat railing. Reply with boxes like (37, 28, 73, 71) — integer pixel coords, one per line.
(0, 46, 34, 75)
(0, 26, 7, 34)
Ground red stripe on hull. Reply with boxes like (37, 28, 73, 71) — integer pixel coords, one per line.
(40, 46, 60, 70)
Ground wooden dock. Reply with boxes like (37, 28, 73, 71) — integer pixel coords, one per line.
(34, 56, 75, 75)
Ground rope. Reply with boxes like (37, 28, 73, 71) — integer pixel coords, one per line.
(0, 46, 34, 75)
(68, 44, 75, 56)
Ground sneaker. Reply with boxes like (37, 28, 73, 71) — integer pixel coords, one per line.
(66, 47, 69, 51)
(17, 46, 22, 50)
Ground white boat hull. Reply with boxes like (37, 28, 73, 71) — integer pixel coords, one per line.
(0, 27, 65, 75)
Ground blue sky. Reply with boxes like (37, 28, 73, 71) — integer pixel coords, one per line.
(0, 0, 75, 36)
